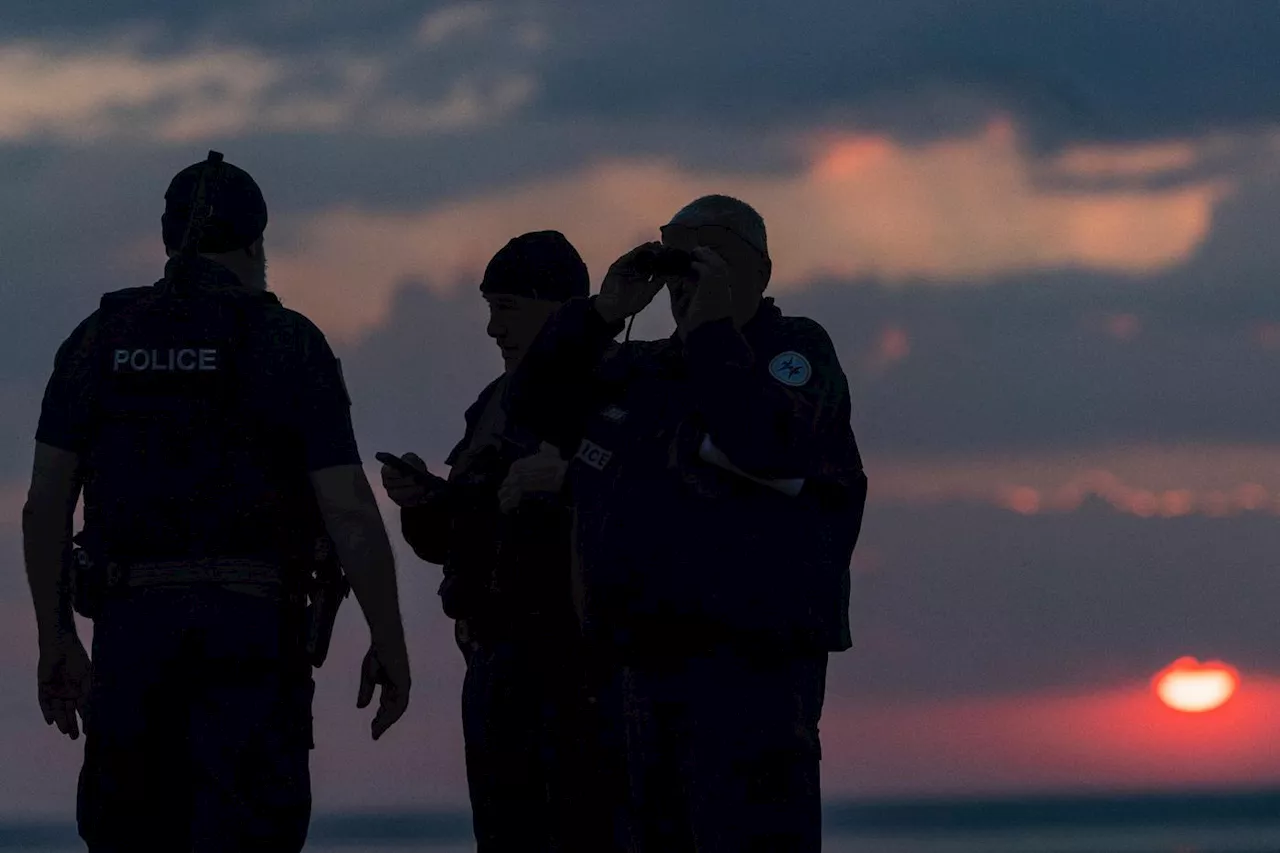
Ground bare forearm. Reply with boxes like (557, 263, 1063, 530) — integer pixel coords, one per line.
(311, 464, 407, 650)
(330, 510, 405, 648)
(21, 503, 76, 647)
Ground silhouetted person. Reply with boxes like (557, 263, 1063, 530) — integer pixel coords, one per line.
(22, 151, 411, 852)
(504, 196, 868, 851)
(380, 231, 623, 852)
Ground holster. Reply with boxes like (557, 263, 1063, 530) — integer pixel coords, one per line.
(69, 530, 120, 621)
(302, 535, 349, 669)
(69, 545, 99, 620)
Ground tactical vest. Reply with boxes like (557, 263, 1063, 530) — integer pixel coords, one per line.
(79, 278, 321, 569)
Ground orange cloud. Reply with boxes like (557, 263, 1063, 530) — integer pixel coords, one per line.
(0, 42, 280, 142)
(0, 37, 536, 143)
(1049, 140, 1200, 179)
(258, 121, 1232, 340)
(1001, 485, 1042, 515)
(864, 325, 911, 374)
(1105, 312, 1142, 340)
(872, 444, 1280, 518)
(812, 136, 896, 180)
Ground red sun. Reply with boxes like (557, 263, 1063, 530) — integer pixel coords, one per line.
(1153, 657, 1240, 713)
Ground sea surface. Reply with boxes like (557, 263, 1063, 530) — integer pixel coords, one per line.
(7, 790, 1280, 852)
(7, 827, 1280, 852)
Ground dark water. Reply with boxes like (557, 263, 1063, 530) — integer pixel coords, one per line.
(6, 828, 1280, 852)
(8, 828, 1280, 852)
(8, 791, 1280, 851)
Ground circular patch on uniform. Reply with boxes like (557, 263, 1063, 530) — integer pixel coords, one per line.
(768, 351, 812, 386)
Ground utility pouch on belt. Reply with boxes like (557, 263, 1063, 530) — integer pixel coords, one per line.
(69, 530, 114, 621)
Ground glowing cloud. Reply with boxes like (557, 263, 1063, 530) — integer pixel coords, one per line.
(1049, 141, 1200, 179)
(872, 444, 1280, 519)
(861, 324, 911, 373)
(0, 38, 535, 143)
(264, 120, 1231, 340)
(0, 42, 281, 142)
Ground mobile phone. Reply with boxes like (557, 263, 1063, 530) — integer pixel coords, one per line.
(375, 452, 439, 486)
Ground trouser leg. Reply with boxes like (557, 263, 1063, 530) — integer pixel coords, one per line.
(188, 664, 313, 853)
(188, 590, 313, 853)
(461, 638, 555, 853)
(548, 646, 630, 853)
(77, 594, 191, 853)
(620, 650, 828, 853)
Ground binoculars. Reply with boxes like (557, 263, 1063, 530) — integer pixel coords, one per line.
(633, 245, 696, 278)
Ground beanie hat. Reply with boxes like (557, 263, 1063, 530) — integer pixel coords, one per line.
(479, 230, 589, 301)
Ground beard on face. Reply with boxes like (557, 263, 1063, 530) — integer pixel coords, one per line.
(247, 243, 269, 291)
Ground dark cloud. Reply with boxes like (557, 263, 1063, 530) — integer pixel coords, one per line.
(786, 271, 1280, 454)
(832, 499, 1280, 702)
(775, 168, 1280, 454)
(538, 0, 1280, 149)
(5, 1, 1279, 151)
(0, 0, 438, 51)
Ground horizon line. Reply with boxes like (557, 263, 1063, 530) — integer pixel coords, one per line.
(5, 785, 1280, 844)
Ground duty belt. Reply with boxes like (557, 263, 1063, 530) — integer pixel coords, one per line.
(117, 557, 285, 588)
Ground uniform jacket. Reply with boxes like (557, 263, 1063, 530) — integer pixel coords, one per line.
(39, 256, 358, 569)
(399, 376, 576, 635)
(505, 295, 868, 658)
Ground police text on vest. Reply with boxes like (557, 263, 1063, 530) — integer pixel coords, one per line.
(574, 439, 613, 471)
(113, 348, 218, 372)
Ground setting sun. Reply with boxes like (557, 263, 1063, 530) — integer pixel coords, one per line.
(1154, 657, 1240, 713)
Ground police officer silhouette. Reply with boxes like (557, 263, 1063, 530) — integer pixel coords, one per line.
(505, 195, 868, 852)
(23, 151, 412, 852)
(382, 232, 624, 852)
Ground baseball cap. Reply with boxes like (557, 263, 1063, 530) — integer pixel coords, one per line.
(162, 155, 268, 253)
(665, 194, 769, 259)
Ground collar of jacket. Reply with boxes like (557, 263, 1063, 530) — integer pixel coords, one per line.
(652, 296, 781, 374)
(158, 254, 252, 292)
(462, 373, 539, 453)
(464, 374, 507, 426)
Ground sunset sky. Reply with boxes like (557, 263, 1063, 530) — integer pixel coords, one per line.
(5, 0, 1280, 818)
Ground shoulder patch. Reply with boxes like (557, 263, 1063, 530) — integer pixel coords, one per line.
(768, 351, 812, 387)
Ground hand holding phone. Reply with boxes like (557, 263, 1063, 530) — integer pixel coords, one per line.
(376, 452, 445, 507)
